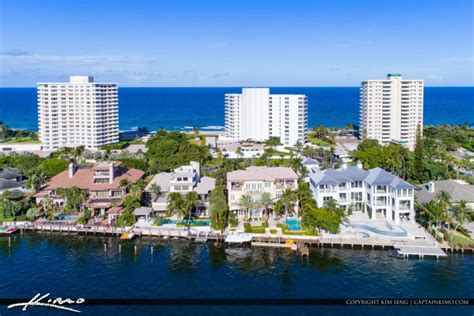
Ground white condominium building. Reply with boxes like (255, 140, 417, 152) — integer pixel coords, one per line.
(225, 88, 308, 146)
(359, 74, 423, 150)
(38, 76, 119, 150)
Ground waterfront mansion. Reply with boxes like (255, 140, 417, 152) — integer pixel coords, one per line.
(144, 161, 216, 216)
(34, 161, 145, 214)
(227, 166, 298, 218)
(307, 162, 415, 224)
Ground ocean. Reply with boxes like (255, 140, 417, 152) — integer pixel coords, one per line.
(1, 234, 473, 315)
(0, 87, 473, 131)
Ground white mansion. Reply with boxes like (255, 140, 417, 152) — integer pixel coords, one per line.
(144, 161, 216, 216)
(307, 163, 415, 224)
(226, 166, 298, 218)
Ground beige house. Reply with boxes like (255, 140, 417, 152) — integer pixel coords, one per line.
(227, 166, 298, 218)
(35, 161, 145, 217)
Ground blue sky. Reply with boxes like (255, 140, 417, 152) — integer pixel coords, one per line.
(0, 0, 472, 87)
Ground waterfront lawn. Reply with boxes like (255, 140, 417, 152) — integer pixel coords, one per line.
(307, 135, 333, 147)
(450, 232, 474, 245)
(244, 223, 267, 234)
(277, 224, 319, 236)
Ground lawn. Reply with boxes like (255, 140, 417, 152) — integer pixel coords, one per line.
(307, 135, 333, 147)
(1, 136, 41, 144)
(244, 223, 268, 234)
(277, 224, 319, 236)
(450, 232, 474, 245)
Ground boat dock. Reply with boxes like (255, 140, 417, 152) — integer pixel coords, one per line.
(5, 222, 473, 257)
(392, 243, 448, 259)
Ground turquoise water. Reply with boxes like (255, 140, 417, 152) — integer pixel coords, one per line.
(0, 87, 472, 131)
(57, 214, 80, 221)
(160, 219, 210, 226)
(286, 218, 302, 231)
(0, 233, 473, 315)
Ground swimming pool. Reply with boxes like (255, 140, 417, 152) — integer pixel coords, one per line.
(286, 218, 302, 231)
(160, 219, 210, 226)
(58, 214, 79, 221)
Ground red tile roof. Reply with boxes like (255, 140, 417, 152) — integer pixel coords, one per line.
(45, 164, 145, 191)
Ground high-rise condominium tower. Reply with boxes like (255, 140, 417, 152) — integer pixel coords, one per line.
(359, 74, 423, 150)
(38, 76, 119, 150)
(224, 88, 308, 146)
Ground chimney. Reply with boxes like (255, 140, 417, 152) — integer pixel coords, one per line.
(357, 161, 363, 169)
(109, 163, 115, 183)
(428, 181, 435, 193)
(341, 163, 348, 169)
(68, 163, 76, 178)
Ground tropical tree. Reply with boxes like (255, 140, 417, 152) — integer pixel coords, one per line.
(280, 189, 297, 218)
(238, 195, 255, 220)
(209, 185, 229, 232)
(167, 192, 185, 219)
(258, 192, 273, 223)
(451, 200, 472, 234)
(289, 157, 306, 176)
(150, 183, 159, 200)
(27, 170, 48, 192)
(26, 207, 40, 220)
(265, 137, 281, 151)
(324, 198, 349, 224)
(235, 146, 243, 158)
(183, 191, 200, 220)
(294, 140, 303, 152)
(119, 179, 132, 191)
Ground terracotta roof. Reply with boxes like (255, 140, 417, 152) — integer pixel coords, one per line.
(45, 164, 145, 191)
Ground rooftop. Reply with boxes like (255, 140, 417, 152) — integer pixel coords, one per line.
(0, 167, 21, 180)
(415, 180, 474, 204)
(44, 163, 144, 191)
(227, 166, 298, 182)
(309, 166, 415, 189)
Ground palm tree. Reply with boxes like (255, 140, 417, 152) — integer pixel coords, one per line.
(295, 140, 303, 153)
(435, 190, 452, 229)
(280, 189, 297, 218)
(289, 157, 306, 176)
(150, 183, 158, 200)
(166, 192, 185, 219)
(238, 195, 255, 220)
(27, 170, 48, 192)
(183, 191, 200, 219)
(258, 192, 273, 223)
(235, 146, 243, 158)
(119, 179, 132, 192)
(324, 198, 349, 224)
(265, 137, 281, 151)
(452, 200, 472, 234)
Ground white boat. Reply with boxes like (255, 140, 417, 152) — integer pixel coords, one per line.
(225, 233, 253, 244)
